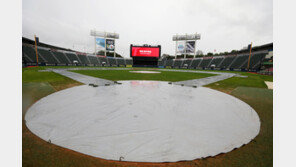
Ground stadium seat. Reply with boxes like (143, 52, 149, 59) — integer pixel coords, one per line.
(229, 54, 249, 69)
(165, 60, 173, 67)
(199, 57, 213, 68)
(65, 52, 81, 64)
(98, 56, 109, 66)
(158, 59, 165, 66)
(22, 52, 31, 64)
(116, 58, 126, 67)
(37, 48, 59, 64)
(22, 38, 271, 72)
(209, 57, 224, 68)
(52, 50, 70, 64)
(182, 59, 193, 68)
(125, 59, 133, 66)
(219, 56, 236, 69)
(87, 55, 100, 66)
(173, 59, 183, 68)
(22, 44, 46, 63)
(190, 58, 202, 68)
(107, 57, 117, 66)
(244, 52, 267, 70)
(77, 53, 90, 65)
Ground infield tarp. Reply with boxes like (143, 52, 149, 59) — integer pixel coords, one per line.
(25, 81, 260, 162)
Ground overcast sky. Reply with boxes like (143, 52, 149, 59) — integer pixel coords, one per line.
(23, 0, 272, 57)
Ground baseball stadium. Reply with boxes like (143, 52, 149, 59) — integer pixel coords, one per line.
(22, 0, 273, 167)
(22, 36, 273, 167)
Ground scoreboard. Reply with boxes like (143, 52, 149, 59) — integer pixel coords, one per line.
(130, 45, 161, 58)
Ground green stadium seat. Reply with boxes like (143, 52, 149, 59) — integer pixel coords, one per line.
(52, 51, 70, 64)
(38, 48, 59, 64)
(22, 45, 46, 63)
(219, 56, 236, 69)
(199, 58, 212, 68)
(77, 53, 89, 64)
(190, 58, 202, 68)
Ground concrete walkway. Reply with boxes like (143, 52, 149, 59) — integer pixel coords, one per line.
(173, 73, 236, 87)
(52, 69, 115, 86)
(157, 69, 238, 87)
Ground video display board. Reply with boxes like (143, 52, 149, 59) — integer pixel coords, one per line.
(96, 38, 105, 48)
(106, 39, 115, 51)
(130, 45, 161, 58)
(186, 41, 195, 53)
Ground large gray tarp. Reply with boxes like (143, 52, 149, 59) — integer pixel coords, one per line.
(25, 81, 260, 162)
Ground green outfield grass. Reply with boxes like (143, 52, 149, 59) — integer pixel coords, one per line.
(23, 67, 82, 91)
(70, 69, 216, 82)
(22, 66, 273, 167)
(22, 67, 82, 117)
(206, 72, 273, 94)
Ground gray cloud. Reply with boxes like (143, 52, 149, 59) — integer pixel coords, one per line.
(23, 0, 272, 57)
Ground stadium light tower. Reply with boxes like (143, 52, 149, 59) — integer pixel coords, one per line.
(90, 29, 119, 57)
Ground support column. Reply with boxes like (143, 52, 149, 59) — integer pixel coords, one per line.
(194, 33, 197, 58)
(184, 34, 187, 59)
(114, 32, 116, 58)
(175, 33, 177, 59)
(94, 36, 96, 55)
(104, 32, 107, 57)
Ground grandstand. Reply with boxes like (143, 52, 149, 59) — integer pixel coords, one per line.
(219, 55, 236, 69)
(51, 50, 70, 65)
(76, 53, 90, 65)
(37, 47, 59, 65)
(173, 59, 183, 68)
(64, 52, 81, 64)
(229, 54, 249, 69)
(87, 55, 100, 66)
(98, 56, 108, 66)
(22, 37, 272, 71)
(190, 58, 203, 68)
(117, 58, 126, 67)
(157, 59, 166, 67)
(209, 56, 224, 69)
(182, 59, 193, 68)
(199, 58, 212, 69)
(242, 52, 268, 69)
(165, 59, 174, 67)
(107, 57, 117, 67)
(22, 44, 46, 64)
(125, 58, 133, 66)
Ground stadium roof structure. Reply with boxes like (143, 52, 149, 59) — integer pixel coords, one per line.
(238, 43, 273, 54)
(22, 37, 76, 52)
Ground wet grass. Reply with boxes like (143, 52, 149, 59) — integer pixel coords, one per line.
(205, 72, 273, 94)
(22, 66, 272, 167)
(23, 67, 82, 91)
(70, 69, 215, 82)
